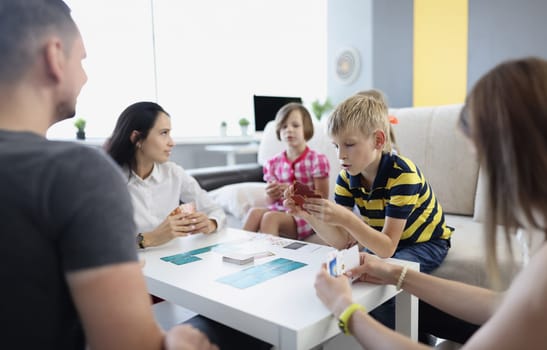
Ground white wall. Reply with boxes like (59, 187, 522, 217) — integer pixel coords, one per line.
(327, 0, 373, 105)
(48, 0, 157, 140)
(48, 0, 328, 140)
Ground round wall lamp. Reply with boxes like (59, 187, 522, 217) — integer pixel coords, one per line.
(335, 47, 361, 85)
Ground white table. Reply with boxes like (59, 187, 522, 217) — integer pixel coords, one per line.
(205, 143, 259, 166)
(140, 228, 418, 350)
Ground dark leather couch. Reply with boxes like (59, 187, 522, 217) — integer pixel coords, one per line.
(187, 163, 264, 192)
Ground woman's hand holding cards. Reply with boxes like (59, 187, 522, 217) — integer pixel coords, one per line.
(144, 202, 212, 247)
(314, 264, 353, 319)
(182, 211, 217, 235)
(146, 214, 186, 247)
(168, 202, 216, 235)
(346, 252, 402, 286)
(167, 202, 198, 235)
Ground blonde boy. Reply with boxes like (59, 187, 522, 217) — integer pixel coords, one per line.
(285, 94, 452, 329)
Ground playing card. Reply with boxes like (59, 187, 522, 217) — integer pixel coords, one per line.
(291, 181, 321, 207)
(326, 245, 360, 277)
(170, 202, 196, 216)
(179, 202, 196, 214)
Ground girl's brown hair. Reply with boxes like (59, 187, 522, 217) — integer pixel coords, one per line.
(461, 57, 547, 287)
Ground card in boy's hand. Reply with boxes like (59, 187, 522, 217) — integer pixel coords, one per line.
(326, 245, 360, 277)
(169, 202, 196, 216)
(291, 181, 322, 207)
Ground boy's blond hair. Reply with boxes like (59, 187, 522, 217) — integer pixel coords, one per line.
(357, 89, 399, 153)
(327, 94, 392, 153)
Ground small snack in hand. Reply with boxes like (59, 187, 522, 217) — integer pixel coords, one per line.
(169, 202, 196, 216)
(291, 181, 321, 206)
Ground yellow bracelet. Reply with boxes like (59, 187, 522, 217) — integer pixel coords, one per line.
(396, 265, 408, 291)
(338, 303, 366, 335)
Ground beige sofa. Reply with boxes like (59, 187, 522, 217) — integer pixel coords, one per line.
(392, 104, 508, 287)
(207, 104, 526, 288)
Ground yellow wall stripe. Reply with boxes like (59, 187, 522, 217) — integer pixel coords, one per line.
(413, 0, 468, 106)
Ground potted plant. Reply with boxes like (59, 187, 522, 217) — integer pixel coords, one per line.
(74, 118, 86, 140)
(238, 117, 250, 136)
(220, 121, 227, 137)
(311, 98, 334, 121)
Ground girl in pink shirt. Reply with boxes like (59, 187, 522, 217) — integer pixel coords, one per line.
(243, 103, 330, 241)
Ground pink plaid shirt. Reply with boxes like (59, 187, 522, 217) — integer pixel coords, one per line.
(263, 147, 330, 239)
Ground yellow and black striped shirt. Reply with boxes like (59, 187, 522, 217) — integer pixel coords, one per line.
(334, 153, 452, 246)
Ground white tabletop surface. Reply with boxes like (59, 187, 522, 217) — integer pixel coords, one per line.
(140, 228, 418, 349)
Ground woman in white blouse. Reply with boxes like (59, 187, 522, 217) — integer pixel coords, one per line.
(105, 101, 226, 248)
(105, 102, 270, 349)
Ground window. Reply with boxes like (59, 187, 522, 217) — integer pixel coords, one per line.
(47, 0, 327, 139)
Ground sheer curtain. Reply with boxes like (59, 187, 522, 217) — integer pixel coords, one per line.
(47, 0, 327, 139)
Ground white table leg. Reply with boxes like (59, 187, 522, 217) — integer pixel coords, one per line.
(395, 290, 418, 340)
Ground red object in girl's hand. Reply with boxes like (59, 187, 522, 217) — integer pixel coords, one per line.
(291, 181, 321, 206)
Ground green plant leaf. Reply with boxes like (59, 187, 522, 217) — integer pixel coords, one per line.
(310, 98, 334, 121)
(238, 117, 250, 126)
(74, 118, 86, 131)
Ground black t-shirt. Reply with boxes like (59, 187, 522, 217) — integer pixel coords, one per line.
(0, 130, 137, 349)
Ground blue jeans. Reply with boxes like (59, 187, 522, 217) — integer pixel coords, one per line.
(368, 239, 450, 330)
(391, 238, 450, 274)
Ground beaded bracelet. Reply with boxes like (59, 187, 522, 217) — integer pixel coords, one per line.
(396, 265, 408, 291)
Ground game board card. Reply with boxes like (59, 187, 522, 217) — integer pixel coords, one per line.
(283, 242, 307, 250)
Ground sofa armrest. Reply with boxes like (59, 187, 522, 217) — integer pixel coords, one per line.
(187, 163, 264, 191)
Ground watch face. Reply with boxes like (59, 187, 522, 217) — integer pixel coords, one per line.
(137, 233, 144, 248)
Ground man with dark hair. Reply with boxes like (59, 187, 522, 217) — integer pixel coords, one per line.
(0, 1, 216, 349)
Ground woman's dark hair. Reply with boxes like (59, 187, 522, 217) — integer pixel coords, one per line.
(105, 101, 169, 170)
